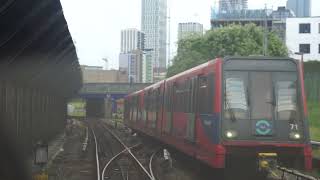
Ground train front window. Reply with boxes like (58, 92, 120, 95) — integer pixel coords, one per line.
(224, 70, 300, 122)
(276, 81, 297, 121)
(275, 72, 299, 121)
(250, 72, 273, 120)
(224, 72, 248, 120)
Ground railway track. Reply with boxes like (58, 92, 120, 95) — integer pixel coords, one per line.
(90, 125, 101, 180)
(265, 141, 320, 180)
(311, 141, 320, 165)
(311, 140, 320, 171)
(311, 141, 320, 147)
(92, 119, 320, 180)
(90, 119, 160, 180)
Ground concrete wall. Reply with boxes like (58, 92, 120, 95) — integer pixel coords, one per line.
(81, 68, 128, 83)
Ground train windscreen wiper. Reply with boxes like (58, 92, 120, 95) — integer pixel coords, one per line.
(225, 94, 237, 122)
(266, 83, 276, 106)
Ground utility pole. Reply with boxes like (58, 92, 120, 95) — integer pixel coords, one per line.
(167, 8, 171, 66)
(263, 4, 268, 56)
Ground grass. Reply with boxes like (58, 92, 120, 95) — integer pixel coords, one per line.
(308, 102, 320, 160)
(68, 99, 86, 117)
(308, 102, 320, 141)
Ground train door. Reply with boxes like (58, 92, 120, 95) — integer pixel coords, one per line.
(137, 95, 141, 122)
(150, 90, 156, 129)
(130, 98, 133, 123)
(142, 92, 147, 127)
(186, 77, 198, 142)
(155, 87, 163, 135)
(164, 83, 174, 135)
(132, 96, 136, 122)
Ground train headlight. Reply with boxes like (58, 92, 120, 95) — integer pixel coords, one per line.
(289, 132, 301, 140)
(225, 130, 237, 139)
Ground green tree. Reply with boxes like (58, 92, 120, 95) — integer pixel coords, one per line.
(167, 24, 288, 77)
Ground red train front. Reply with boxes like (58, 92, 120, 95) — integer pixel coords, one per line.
(124, 57, 312, 176)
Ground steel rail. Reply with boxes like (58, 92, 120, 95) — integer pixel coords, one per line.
(311, 141, 320, 146)
(101, 123, 155, 180)
(277, 166, 319, 180)
(82, 126, 89, 152)
(90, 126, 101, 180)
(149, 149, 161, 180)
(101, 143, 141, 179)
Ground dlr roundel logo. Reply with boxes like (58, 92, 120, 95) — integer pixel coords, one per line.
(255, 120, 272, 135)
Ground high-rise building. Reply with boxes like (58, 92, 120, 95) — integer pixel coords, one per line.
(219, 0, 248, 13)
(119, 50, 143, 83)
(142, 49, 154, 83)
(120, 28, 145, 53)
(141, 0, 167, 73)
(270, 7, 295, 42)
(178, 22, 203, 41)
(286, 0, 311, 17)
(211, 6, 295, 43)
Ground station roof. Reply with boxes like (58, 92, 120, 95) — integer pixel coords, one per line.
(0, 0, 82, 97)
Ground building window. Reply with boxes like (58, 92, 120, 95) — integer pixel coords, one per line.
(299, 44, 310, 54)
(299, 23, 311, 33)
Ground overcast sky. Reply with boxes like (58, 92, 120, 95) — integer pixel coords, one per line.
(60, 0, 320, 69)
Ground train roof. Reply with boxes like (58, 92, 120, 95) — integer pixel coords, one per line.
(166, 59, 219, 82)
(223, 56, 296, 63)
(144, 80, 164, 90)
(125, 56, 298, 99)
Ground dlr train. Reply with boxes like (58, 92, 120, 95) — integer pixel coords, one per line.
(124, 57, 312, 173)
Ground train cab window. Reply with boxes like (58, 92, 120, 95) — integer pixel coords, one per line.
(276, 81, 297, 121)
(274, 72, 299, 121)
(250, 72, 273, 120)
(224, 72, 248, 120)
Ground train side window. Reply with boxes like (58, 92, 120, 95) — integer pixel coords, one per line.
(134, 96, 138, 121)
(151, 90, 157, 128)
(190, 77, 198, 113)
(129, 96, 134, 121)
(208, 74, 215, 112)
(165, 84, 172, 112)
(198, 74, 214, 114)
(156, 88, 161, 110)
(132, 96, 135, 121)
(137, 96, 141, 121)
(174, 83, 180, 112)
(175, 80, 191, 113)
(185, 79, 192, 113)
(127, 99, 131, 121)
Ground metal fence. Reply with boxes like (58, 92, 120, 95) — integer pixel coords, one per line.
(0, 82, 67, 154)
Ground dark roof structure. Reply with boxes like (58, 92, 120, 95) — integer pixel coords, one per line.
(0, 0, 82, 96)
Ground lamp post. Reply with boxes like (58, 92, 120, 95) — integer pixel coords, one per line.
(295, 52, 304, 79)
(294, 52, 304, 62)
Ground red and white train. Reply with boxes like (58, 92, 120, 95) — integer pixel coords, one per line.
(124, 57, 312, 173)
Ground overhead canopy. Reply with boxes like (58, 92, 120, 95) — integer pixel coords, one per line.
(0, 0, 82, 97)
